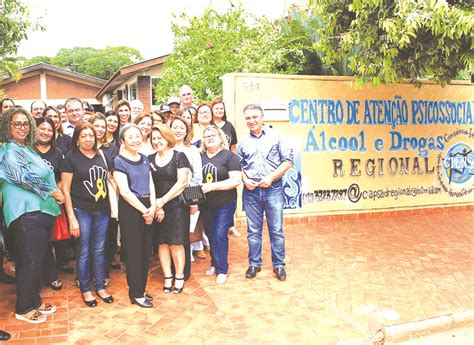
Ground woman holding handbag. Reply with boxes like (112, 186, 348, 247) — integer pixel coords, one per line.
(170, 117, 207, 262)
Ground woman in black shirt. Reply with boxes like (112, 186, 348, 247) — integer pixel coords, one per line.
(149, 125, 190, 293)
(61, 123, 113, 307)
(200, 126, 241, 285)
(34, 117, 67, 289)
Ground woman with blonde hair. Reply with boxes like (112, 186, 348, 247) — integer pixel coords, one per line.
(199, 126, 241, 284)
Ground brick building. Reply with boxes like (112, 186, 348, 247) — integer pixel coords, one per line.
(95, 55, 168, 112)
(0, 63, 106, 109)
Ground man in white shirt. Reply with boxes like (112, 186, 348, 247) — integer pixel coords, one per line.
(63, 97, 85, 137)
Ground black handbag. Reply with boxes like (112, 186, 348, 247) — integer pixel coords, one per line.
(179, 185, 207, 205)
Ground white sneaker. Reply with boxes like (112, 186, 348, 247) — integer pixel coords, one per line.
(216, 274, 227, 284)
(229, 227, 241, 238)
(205, 266, 216, 276)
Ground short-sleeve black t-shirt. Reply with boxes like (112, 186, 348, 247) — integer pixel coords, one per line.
(101, 143, 119, 161)
(220, 121, 238, 147)
(149, 150, 190, 210)
(38, 147, 64, 182)
(56, 134, 72, 155)
(62, 149, 112, 211)
(201, 149, 241, 208)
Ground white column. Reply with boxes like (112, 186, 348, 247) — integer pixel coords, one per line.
(40, 72, 47, 99)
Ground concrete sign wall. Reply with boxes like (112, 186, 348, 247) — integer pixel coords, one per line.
(223, 73, 473, 215)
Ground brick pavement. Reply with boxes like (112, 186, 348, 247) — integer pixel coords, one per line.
(0, 207, 472, 344)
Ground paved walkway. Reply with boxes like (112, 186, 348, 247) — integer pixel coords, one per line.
(0, 207, 472, 344)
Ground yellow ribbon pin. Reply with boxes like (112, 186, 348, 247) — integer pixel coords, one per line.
(95, 178, 107, 201)
(206, 172, 214, 183)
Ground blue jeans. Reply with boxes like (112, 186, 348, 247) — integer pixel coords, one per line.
(74, 208, 109, 293)
(243, 180, 286, 268)
(201, 200, 237, 274)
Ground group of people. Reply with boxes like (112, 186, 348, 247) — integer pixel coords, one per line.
(0, 86, 293, 330)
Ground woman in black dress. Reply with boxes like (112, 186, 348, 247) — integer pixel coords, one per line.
(149, 125, 190, 294)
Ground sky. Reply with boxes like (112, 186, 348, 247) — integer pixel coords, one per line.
(18, 0, 305, 60)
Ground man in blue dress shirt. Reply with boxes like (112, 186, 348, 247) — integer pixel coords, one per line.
(237, 104, 293, 281)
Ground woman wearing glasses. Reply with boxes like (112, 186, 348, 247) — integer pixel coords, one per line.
(192, 103, 214, 148)
(0, 108, 64, 323)
(200, 126, 241, 284)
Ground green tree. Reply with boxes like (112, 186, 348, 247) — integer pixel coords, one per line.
(277, 6, 326, 75)
(22, 46, 143, 79)
(314, 0, 473, 86)
(0, 0, 43, 79)
(155, 4, 301, 103)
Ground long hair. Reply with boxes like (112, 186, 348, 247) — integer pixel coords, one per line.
(210, 99, 227, 122)
(196, 102, 213, 126)
(42, 106, 64, 135)
(1, 98, 15, 113)
(104, 110, 120, 143)
(89, 113, 109, 148)
(0, 108, 37, 146)
(133, 112, 154, 140)
(169, 116, 193, 147)
(35, 117, 57, 148)
(71, 122, 98, 153)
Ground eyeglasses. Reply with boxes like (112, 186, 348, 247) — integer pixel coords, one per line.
(10, 121, 30, 129)
(199, 110, 211, 114)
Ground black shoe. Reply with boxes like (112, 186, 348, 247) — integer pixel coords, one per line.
(57, 264, 74, 274)
(273, 267, 287, 281)
(82, 295, 98, 308)
(144, 293, 153, 302)
(0, 330, 11, 341)
(173, 276, 184, 294)
(0, 273, 15, 284)
(163, 276, 173, 294)
(130, 298, 153, 308)
(245, 266, 261, 279)
(97, 290, 114, 304)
